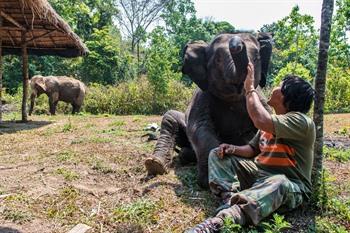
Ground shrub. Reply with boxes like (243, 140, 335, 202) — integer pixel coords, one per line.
(273, 62, 313, 87)
(324, 67, 350, 113)
(83, 76, 194, 115)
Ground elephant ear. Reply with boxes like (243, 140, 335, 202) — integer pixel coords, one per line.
(34, 76, 47, 92)
(182, 41, 208, 91)
(257, 32, 273, 88)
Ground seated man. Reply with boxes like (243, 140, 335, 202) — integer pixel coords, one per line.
(185, 62, 316, 233)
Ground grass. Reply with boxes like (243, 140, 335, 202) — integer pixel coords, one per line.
(0, 113, 349, 232)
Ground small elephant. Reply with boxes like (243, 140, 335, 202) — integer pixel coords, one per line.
(145, 32, 273, 188)
(29, 75, 86, 115)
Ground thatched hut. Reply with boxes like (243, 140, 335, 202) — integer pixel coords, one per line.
(0, 0, 88, 122)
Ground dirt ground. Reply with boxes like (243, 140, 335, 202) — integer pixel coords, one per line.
(0, 113, 349, 232)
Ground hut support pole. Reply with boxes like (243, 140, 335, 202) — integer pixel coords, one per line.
(0, 16, 3, 123)
(21, 30, 28, 122)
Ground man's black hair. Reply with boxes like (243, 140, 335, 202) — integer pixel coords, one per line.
(281, 75, 315, 113)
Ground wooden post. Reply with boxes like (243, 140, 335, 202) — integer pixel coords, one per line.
(0, 16, 2, 123)
(21, 30, 28, 122)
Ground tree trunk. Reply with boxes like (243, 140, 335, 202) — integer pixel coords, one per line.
(21, 31, 28, 122)
(0, 16, 3, 123)
(312, 0, 334, 201)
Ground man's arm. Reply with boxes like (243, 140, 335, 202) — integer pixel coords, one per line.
(218, 144, 257, 159)
(244, 63, 275, 134)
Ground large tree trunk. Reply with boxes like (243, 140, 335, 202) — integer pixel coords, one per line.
(312, 0, 334, 201)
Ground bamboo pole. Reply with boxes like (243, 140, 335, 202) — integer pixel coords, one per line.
(0, 16, 3, 123)
(21, 30, 28, 122)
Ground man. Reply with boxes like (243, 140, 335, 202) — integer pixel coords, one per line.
(185, 62, 315, 233)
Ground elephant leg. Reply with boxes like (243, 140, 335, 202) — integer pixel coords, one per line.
(145, 110, 186, 175)
(72, 103, 79, 114)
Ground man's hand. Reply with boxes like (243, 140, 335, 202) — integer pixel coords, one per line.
(218, 143, 237, 159)
(244, 62, 255, 92)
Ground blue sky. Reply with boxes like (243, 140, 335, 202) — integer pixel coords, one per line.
(192, 0, 323, 30)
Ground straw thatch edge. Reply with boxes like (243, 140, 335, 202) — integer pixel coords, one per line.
(21, 0, 89, 55)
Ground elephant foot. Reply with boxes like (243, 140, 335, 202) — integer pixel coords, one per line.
(144, 156, 168, 175)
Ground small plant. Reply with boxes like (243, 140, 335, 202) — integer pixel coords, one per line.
(56, 151, 77, 162)
(56, 168, 79, 181)
(113, 199, 160, 225)
(221, 217, 242, 233)
(3, 208, 32, 223)
(260, 213, 291, 233)
(47, 187, 80, 219)
(62, 118, 73, 132)
(91, 159, 115, 174)
(324, 147, 350, 162)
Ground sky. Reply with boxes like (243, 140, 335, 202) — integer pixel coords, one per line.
(192, 0, 323, 30)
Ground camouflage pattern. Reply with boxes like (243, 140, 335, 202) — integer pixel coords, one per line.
(208, 148, 304, 225)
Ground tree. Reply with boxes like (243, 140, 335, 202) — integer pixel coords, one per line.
(312, 0, 334, 202)
(329, 0, 350, 68)
(260, 6, 318, 85)
(116, 0, 170, 54)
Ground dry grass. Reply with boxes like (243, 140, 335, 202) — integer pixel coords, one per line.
(0, 113, 349, 232)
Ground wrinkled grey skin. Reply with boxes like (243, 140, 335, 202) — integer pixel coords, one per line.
(145, 33, 273, 188)
(29, 75, 86, 115)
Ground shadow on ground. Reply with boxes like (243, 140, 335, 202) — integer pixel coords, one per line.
(0, 227, 23, 233)
(0, 120, 52, 135)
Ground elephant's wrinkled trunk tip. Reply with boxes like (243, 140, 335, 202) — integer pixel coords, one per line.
(229, 36, 243, 54)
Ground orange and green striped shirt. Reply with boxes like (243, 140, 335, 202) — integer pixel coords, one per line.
(249, 112, 316, 194)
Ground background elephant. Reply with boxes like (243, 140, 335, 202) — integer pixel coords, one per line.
(29, 75, 86, 115)
(145, 32, 273, 188)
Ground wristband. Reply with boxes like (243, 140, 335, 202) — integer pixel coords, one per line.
(245, 89, 258, 97)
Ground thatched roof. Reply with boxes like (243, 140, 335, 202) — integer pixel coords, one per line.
(0, 0, 88, 57)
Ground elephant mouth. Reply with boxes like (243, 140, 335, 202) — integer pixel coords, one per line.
(210, 82, 245, 101)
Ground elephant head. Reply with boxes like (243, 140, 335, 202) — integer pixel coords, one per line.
(182, 33, 273, 101)
(29, 75, 48, 115)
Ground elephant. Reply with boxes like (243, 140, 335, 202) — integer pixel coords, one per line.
(144, 32, 273, 188)
(29, 75, 86, 115)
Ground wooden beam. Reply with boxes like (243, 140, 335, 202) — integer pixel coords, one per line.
(0, 10, 25, 31)
(26, 30, 57, 44)
(21, 30, 28, 122)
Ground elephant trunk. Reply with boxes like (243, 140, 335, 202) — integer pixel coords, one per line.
(29, 93, 36, 116)
(227, 36, 249, 82)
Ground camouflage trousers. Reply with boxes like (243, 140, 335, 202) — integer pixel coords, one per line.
(208, 148, 304, 225)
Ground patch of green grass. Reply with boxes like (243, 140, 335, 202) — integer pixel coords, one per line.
(89, 137, 112, 143)
(100, 127, 126, 136)
(3, 208, 32, 223)
(113, 199, 161, 225)
(221, 213, 291, 233)
(334, 127, 350, 137)
(71, 138, 86, 144)
(311, 217, 348, 233)
(91, 159, 115, 174)
(324, 147, 350, 162)
(56, 151, 77, 162)
(56, 168, 79, 181)
(47, 187, 80, 219)
(108, 120, 126, 128)
(62, 119, 73, 132)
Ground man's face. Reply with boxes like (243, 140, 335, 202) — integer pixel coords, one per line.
(267, 83, 284, 108)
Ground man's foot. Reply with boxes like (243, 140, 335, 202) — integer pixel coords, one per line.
(184, 217, 223, 233)
(144, 156, 168, 175)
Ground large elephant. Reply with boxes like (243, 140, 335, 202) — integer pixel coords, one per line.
(29, 75, 86, 115)
(145, 32, 273, 188)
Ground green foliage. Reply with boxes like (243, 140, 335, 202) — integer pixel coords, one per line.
(83, 76, 194, 115)
(113, 199, 161, 224)
(221, 213, 290, 233)
(261, 6, 318, 85)
(324, 67, 350, 113)
(146, 27, 182, 94)
(55, 168, 79, 181)
(313, 217, 349, 233)
(81, 27, 137, 85)
(273, 62, 313, 86)
(324, 146, 350, 162)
